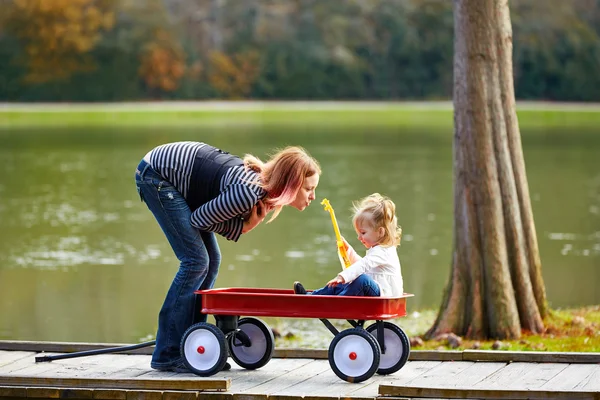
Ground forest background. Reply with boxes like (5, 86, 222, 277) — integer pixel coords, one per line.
(2, 0, 600, 102)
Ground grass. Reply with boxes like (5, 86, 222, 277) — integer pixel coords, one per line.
(1, 102, 600, 130)
(271, 306, 600, 352)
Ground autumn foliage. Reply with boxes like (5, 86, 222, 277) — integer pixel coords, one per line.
(208, 51, 261, 99)
(138, 29, 187, 93)
(4, 0, 115, 83)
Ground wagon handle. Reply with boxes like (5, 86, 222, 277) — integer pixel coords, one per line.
(321, 198, 352, 269)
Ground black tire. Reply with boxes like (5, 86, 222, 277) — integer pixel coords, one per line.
(328, 328, 381, 383)
(180, 322, 228, 376)
(366, 322, 410, 375)
(228, 317, 274, 370)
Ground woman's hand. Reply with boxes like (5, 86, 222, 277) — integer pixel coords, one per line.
(242, 200, 267, 234)
(326, 275, 345, 287)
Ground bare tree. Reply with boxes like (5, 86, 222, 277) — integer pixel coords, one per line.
(426, 0, 547, 340)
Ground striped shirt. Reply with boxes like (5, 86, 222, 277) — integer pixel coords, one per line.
(147, 141, 266, 242)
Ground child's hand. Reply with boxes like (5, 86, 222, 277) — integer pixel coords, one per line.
(327, 275, 345, 287)
(340, 236, 350, 251)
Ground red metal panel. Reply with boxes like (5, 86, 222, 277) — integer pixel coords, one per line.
(196, 288, 413, 320)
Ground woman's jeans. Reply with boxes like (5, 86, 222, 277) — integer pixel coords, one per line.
(135, 159, 221, 369)
(310, 274, 381, 296)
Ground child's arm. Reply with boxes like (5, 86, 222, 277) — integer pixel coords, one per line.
(326, 275, 345, 287)
(338, 247, 387, 284)
(341, 237, 361, 264)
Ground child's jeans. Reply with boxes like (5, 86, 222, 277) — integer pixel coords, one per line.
(309, 274, 381, 296)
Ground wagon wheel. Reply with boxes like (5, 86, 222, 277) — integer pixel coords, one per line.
(366, 322, 410, 375)
(328, 328, 381, 383)
(181, 322, 228, 376)
(228, 317, 274, 370)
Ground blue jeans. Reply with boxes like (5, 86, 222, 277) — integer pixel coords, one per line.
(135, 159, 221, 369)
(309, 274, 381, 296)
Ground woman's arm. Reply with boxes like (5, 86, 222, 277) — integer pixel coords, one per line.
(242, 200, 267, 234)
(190, 184, 258, 241)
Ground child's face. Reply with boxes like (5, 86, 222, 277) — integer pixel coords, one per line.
(354, 221, 383, 249)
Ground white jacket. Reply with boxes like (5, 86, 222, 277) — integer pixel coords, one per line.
(338, 245, 403, 297)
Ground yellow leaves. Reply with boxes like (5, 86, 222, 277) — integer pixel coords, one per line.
(5, 0, 116, 83)
(138, 30, 187, 92)
(208, 51, 261, 99)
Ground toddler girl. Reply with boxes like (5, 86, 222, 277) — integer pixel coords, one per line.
(294, 193, 403, 297)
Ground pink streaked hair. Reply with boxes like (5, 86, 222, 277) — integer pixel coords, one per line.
(244, 146, 321, 222)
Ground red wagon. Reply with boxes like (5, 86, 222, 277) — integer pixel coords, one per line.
(181, 288, 413, 383)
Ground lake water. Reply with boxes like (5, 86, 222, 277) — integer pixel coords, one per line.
(0, 124, 598, 343)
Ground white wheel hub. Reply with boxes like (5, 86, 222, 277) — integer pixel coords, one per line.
(183, 328, 222, 371)
(332, 334, 375, 377)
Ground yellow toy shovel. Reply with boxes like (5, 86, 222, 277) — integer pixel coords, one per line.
(321, 198, 352, 269)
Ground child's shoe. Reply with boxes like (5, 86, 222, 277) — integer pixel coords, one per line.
(293, 281, 307, 295)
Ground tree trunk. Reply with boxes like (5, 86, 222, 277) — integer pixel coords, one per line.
(426, 0, 547, 340)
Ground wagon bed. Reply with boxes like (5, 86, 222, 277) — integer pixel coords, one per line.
(197, 287, 414, 320)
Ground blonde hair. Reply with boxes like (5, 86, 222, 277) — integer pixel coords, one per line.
(352, 193, 402, 247)
(243, 146, 321, 222)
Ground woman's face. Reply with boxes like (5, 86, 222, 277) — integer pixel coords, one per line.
(290, 173, 320, 211)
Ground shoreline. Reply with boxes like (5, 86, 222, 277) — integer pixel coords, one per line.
(2, 100, 600, 112)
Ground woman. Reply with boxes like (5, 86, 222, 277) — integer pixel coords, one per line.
(134, 141, 321, 373)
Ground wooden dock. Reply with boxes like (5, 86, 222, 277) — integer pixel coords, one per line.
(1, 341, 599, 400)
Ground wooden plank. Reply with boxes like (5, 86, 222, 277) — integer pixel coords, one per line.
(0, 354, 63, 376)
(125, 390, 163, 400)
(273, 349, 327, 360)
(541, 364, 600, 391)
(471, 362, 535, 390)
(267, 367, 342, 397)
(0, 351, 42, 373)
(57, 387, 95, 399)
(52, 354, 153, 379)
(228, 359, 315, 393)
(0, 351, 34, 367)
(197, 392, 233, 400)
(162, 391, 198, 400)
(502, 363, 568, 390)
(302, 396, 376, 400)
(284, 360, 440, 398)
(463, 350, 600, 363)
(55, 354, 151, 370)
(350, 360, 443, 398)
(92, 389, 128, 400)
(0, 385, 27, 397)
(0, 376, 229, 391)
(402, 361, 474, 388)
(409, 350, 463, 362)
(25, 387, 61, 398)
(232, 394, 268, 400)
(239, 360, 331, 395)
(437, 362, 506, 388)
(378, 385, 600, 399)
(574, 364, 600, 391)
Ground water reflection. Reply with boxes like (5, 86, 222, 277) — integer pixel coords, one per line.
(0, 125, 598, 343)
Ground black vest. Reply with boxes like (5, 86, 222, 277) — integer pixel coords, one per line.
(187, 144, 243, 211)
